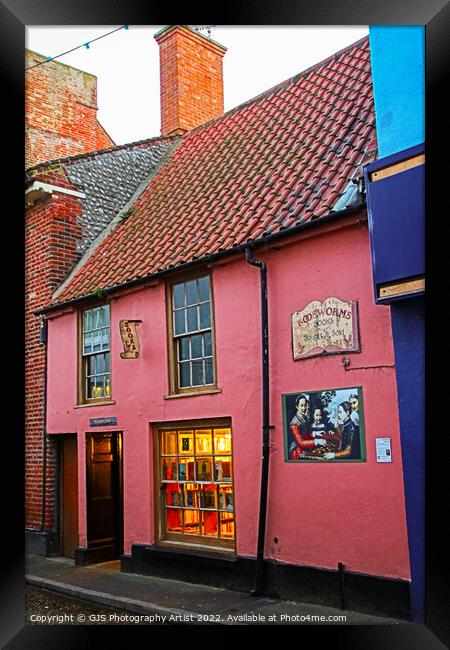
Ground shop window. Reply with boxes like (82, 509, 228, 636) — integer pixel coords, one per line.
(167, 275, 217, 394)
(79, 304, 111, 403)
(158, 425, 235, 550)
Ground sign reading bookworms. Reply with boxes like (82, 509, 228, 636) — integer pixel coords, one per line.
(119, 320, 142, 359)
(292, 297, 359, 360)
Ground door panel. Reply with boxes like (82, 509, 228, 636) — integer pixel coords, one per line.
(61, 435, 78, 558)
(86, 432, 123, 560)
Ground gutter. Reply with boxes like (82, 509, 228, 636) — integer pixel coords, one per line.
(39, 318, 48, 532)
(35, 203, 365, 316)
(244, 246, 270, 596)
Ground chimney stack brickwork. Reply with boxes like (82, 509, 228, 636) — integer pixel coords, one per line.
(25, 49, 114, 538)
(25, 50, 115, 169)
(155, 26, 226, 135)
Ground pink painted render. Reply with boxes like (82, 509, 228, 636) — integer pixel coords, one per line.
(46, 215, 411, 580)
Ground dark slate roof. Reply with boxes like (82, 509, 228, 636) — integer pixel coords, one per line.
(27, 137, 180, 253)
(52, 36, 377, 306)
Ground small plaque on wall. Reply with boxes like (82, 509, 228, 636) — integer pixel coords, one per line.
(89, 417, 117, 427)
(119, 320, 142, 358)
(292, 297, 360, 360)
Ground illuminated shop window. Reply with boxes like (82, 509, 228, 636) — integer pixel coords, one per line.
(80, 305, 111, 402)
(159, 426, 234, 549)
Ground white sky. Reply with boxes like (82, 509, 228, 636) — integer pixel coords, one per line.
(25, 25, 368, 145)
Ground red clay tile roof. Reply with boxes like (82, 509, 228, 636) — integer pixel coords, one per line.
(53, 36, 376, 305)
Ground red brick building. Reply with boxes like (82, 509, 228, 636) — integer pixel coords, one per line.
(25, 45, 179, 553)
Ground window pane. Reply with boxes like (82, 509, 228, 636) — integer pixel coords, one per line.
(87, 355, 96, 376)
(87, 376, 96, 399)
(101, 328, 109, 350)
(185, 280, 197, 306)
(204, 332, 212, 356)
(166, 508, 183, 533)
(93, 308, 102, 329)
(105, 375, 111, 397)
(205, 358, 213, 384)
(214, 429, 232, 454)
(102, 305, 110, 326)
(192, 360, 203, 386)
(186, 306, 198, 332)
(214, 457, 232, 483)
(105, 352, 110, 373)
(179, 362, 190, 387)
(96, 354, 105, 374)
(162, 431, 177, 456)
(178, 431, 194, 455)
(173, 283, 185, 309)
(199, 302, 211, 329)
(195, 430, 212, 454)
(183, 509, 201, 535)
(92, 330, 101, 352)
(83, 331, 92, 354)
(179, 337, 190, 361)
(198, 276, 210, 302)
(196, 458, 212, 482)
(83, 310, 92, 332)
(174, 309, 186, 335)
(191, 334, 202, 359)
(220, 512, 235, 538)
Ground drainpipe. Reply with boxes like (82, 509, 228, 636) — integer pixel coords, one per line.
(40, 318, 48, 532)
(244, 245, 270, 596)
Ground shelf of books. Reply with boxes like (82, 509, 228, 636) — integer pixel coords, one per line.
(160, 427, 235, 542)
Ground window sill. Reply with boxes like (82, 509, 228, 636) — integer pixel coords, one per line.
(74, 400, 116, 409)
(164, 388, 222, 400)
(156, 540, 235, 555)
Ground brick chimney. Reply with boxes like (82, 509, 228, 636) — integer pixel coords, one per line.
(25, 50, 115, 168)
(154, 25, 227, 136)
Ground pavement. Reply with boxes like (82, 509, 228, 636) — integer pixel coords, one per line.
(25, 554, 411, 626)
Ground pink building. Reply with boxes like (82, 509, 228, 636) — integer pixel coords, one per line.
(36, 27, 411, 618)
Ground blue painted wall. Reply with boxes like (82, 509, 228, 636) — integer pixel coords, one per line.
(390, 298, 425, 622)
(368, 26, 425, 623)
(369, 26, 424, 158)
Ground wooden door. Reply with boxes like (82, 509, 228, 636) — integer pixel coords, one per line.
(86, 432, 123, 562)
(60, 434, 79, 558)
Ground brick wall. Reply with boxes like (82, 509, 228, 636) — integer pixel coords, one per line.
(25, 50, 115, 169)
(25, 167, 83, 530)
(155, 26, 226, 135)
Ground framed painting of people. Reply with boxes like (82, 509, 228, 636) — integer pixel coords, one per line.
(282, 386, 366, 462)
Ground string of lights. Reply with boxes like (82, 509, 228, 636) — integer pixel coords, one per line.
(25, 25, 129, 71)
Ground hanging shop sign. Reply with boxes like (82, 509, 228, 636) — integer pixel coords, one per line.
(292, 297, 360, 360)
(282, 386, 366, 463)
(119, 320, 142, 358)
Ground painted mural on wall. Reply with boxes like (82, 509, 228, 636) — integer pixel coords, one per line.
(283, 387, 366, 462)
(292, 297, 360, 360)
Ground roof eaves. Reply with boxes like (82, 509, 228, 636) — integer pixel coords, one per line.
(39, 203, 366, 316)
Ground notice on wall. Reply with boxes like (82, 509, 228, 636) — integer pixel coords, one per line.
(376, 438, 392, 463)
(119, 320, 142, 359)
(292, 297, 360, 360)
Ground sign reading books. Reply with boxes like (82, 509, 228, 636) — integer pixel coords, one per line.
(119, 320, 142, 358)
(292, 296, 360, 360)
